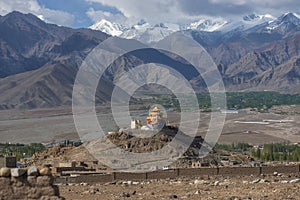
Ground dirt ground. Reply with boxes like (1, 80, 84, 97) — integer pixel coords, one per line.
(58, 174, 300, 200)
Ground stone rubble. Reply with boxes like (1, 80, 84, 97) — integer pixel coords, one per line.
(0, 167, 64, 200)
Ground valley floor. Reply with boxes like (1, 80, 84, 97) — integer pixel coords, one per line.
(0, 106, 299, 145)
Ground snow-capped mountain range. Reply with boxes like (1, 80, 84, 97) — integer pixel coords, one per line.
(89, 13, 300, 44)
(89, 19, 178, 44)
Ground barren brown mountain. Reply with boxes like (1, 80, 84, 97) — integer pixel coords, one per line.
(0, 11, 299, 109)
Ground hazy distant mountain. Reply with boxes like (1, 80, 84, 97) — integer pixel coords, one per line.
(0, 11, 299, 109)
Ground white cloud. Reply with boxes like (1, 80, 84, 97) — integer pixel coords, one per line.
(85, 0, 187, 25)
(86, 0, 300, 24)
(0, 0, 75, 27)
(86, 8, 127, 24)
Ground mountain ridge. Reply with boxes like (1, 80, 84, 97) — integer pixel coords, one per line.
(88, 13, 281, 43)
(0, 11, 299, 109)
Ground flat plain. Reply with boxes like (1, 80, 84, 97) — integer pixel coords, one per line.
(0, 106, 299, 145)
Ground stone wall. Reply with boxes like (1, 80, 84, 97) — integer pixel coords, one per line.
(0, 167, 64, 200)
(55, 165, 300, 184)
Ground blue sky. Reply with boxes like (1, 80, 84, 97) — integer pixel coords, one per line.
(37, 0, 119, 27)
(0, 0, 300, 28)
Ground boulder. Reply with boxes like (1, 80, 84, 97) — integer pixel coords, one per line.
(11, 168, 26, 177)
(0, 167, 11, 177)
(39, 168, 51, 176)
(214, 181, 220, 186)
(289, 179, 300, 183)
(28, 166, 39, 176)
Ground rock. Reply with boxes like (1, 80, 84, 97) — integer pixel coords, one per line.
(281, 180, 289, 184)
(0, 177, 11, 185)
(40, 186, 57, 196)
(169, 194, 178, 199)
(39, 168, 51, 176)
(194, 180, 208, 185)
(273, 172, 278, 176)
(144, 191, 155, 196)
(28, 166, 39, 176)
(104, 181, 117, 185)
(89, 189, 96, 194)
(219, 181, 230, 186)
(27, 176, 37, 186)
(195, 190, 200, 195)
(81, 191, 90, 195)
(11, 168, 26, 177)
(0, 168, 11, 177)
(120, 192, 130, 198)
(132, 181, 139, 185)
(214, 181, 220, 186)
(259, 179, 267, 183)
(251, 179, 260, 184)
(37, 176, 54, 186)
(289, 179, 300, 183)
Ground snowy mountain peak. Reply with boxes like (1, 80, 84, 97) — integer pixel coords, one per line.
(89, 19, 126, 36)
(265, 12, 300, 33)
(243, 14, 261, 21)
(243, 14, 275, 22)
(278, 12, 300, 23)
(181, 18, 228, 32)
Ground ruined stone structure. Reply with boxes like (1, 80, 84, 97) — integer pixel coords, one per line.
(0, 167, 64, 200)
(0, 156, 16, 168)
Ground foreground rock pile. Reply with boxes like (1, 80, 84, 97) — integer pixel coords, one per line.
(0, 167, 64, 200)
(105, 129, 253, 168)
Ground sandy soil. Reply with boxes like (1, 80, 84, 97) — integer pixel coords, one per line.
(58, 174, 300, 200)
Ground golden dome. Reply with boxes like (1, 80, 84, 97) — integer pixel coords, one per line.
(152, 107, 160, 112)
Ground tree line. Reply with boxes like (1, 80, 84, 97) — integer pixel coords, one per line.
(252, 143, 300, 162)
(137, 92, 300, 112)
(0, 143, 45, 161)
(215, 142, 300, 162)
